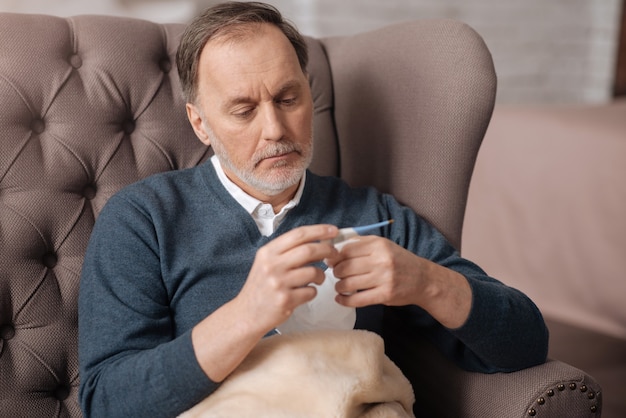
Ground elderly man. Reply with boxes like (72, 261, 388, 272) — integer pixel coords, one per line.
(78, 2, 548, 417)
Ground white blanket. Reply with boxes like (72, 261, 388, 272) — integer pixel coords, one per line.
(180, 329, 415, 418)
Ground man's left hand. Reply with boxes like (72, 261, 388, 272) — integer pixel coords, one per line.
(326, 236, 472, 329)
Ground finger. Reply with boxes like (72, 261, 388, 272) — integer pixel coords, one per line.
(254, 228, 338, 275)
(290, 284, 318, 305)
(336, 235, 379, 258)
(269, 285, 318, 323)
(283, 265, 326, 288)
(270, 224, 339, 255)
(323, 238, 366, 268)
(331, 255, 371, 278)
(282, 241, 338, 269)
(334, 273, 378, 295)
(323, 255, 339, 268)
(335, 288, 380, 308)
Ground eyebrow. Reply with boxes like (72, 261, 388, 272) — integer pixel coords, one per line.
(274, 80, 302, 97)
(222, 80, 302, 111)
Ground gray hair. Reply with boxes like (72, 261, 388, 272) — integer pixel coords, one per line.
(176, 1, 309, 104)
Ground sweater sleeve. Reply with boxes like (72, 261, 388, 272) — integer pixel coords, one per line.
(78, 194, 216, 418)
(384, 196, 549, 373)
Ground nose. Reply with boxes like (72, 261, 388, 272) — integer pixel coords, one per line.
(260, 103, 285, 142)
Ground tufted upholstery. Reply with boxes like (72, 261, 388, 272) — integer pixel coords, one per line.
(0, 12, 601, 418)
(0, 14, 209, 417)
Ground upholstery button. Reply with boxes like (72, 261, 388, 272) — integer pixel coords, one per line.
(557, 384, 565, 391)
(0, 324, 15, 340)
(528, 408, 536, 416)
(546, 389, 555, 396)
(31, 119, 45, 134)
(580, 385, 587, 393)
(69, 54, 82, 69)
(42, 252, 58, 269)
(537, 397, 545, 405)
(122, 120, 135, 134)
(82, 184, 97, 200)
(569, 383, 577, 390)
(159, 58, 172, 73)
(53, 385, 70, 401)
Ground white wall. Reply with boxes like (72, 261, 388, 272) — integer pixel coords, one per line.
(1, 0, 622, 104)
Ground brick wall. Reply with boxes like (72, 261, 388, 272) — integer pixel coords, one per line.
(2, 0, 623, 104)
(265, 0, 623, 104)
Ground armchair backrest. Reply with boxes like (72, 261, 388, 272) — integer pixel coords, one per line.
(0, 13, 495, 417)
(321, 21, 496, 247)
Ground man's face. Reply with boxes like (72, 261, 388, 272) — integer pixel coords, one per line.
(187, 23, 313, 200)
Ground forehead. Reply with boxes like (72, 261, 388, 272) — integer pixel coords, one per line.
(197, 23, 306, 102)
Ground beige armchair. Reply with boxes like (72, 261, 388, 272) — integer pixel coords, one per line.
(0, 13, 601, 417)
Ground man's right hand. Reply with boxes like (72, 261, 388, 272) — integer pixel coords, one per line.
(191, 224, 338, 382)
(237, 224, 339, 333)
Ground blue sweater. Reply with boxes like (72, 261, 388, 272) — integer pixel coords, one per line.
(78, 161, 548, 418)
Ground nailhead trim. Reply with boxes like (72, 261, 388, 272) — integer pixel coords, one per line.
(527, 382, 600, 416)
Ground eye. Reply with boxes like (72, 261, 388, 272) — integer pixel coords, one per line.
(278, 97, 297, 106)
(233, 107, 255, 119)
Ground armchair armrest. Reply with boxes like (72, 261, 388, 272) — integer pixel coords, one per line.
(389, 336, 602, 417)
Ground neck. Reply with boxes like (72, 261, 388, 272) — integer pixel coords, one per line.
(253, 183, 300, 214)
(223, 169, 301, 214)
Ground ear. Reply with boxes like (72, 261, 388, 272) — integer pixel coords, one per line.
(186, 103, 211, 146)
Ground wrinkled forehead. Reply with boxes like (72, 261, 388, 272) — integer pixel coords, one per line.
(196, 23, 309, 105)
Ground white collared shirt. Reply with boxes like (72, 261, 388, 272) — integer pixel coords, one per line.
(210, 155, 305, 236)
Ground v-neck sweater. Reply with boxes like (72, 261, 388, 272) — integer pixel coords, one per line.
(79, 161, 548, 418)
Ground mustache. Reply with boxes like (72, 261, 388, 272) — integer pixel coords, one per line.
(252, 141, 302, 165)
